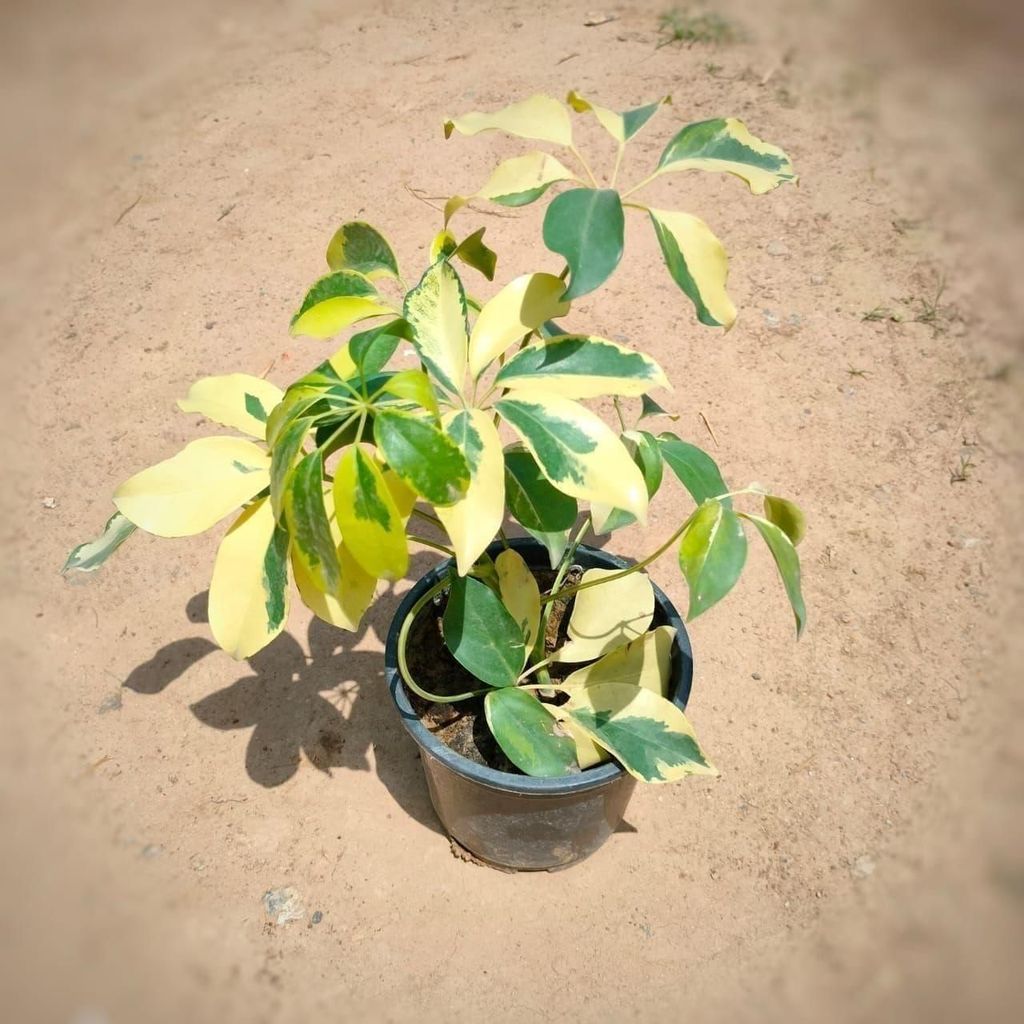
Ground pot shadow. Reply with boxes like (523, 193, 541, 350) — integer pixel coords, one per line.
(122, 553, 444, 834)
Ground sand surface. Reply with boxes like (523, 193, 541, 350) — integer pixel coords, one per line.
(2, 1, 1021, 1021)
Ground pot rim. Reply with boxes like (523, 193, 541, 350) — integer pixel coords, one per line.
(383, 537, 694, 797)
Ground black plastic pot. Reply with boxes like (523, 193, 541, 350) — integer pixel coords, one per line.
(384, 538, 694, 871)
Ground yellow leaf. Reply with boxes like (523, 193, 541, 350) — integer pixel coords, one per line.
(177, 374, 283, 439)
(114, 437, 270, 538)
(495, 549, 541, 652)
(403, 259, 470, 397)
(208, 497, 290, 660)
(435, 410, 505, 576)
(290, 297, 393, 339)
(444, 94, 573, 147)
(553, 568, 655, 663)
(476, 151, 578, 204)
(564, 626, 676, 695)
(468, 273, 570, 379)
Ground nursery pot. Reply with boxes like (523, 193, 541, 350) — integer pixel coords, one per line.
(384, 538, 694, 871)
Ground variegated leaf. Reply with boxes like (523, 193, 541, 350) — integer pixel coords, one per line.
(325, 221, 400, 281)
(476, 151, 579, 207)
(495, 335, 669, 399)
(290, 270, 393, 339)
(435, 410, 505, 575)
(739, 512, 806, 637)
(485, 688, 577, 778)
(495, 393, 648, 521)
(208, 496, 290, 660)
(284, 449, 341, 594)
(62, 511, 137, 575)
(495, 548, 541, 652)
(403, 259, 470, 397)
(113, 437, 270, 538)
(648, 208, 736, 329)
(333, 446, 409, 581)
(678, 499, 747, 619)
(373, 410, 470, 506)
(656, 117, 797, 194)
(566, 91, 671, 143)
(468, 273, 570, 379)
(177, 374, 284, 439)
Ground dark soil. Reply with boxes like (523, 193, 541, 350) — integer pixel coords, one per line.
(403, 566, 584, 773)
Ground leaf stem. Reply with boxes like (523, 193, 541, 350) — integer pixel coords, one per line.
(621, 171, 660, 199)
(610, 143, 625, 188)
(569, 145, 600, 189)
(408, 534, 456, 557)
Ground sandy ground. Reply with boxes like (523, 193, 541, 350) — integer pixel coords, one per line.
(2, 0, 1022, 1021)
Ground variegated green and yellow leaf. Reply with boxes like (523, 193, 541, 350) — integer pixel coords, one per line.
(739, 512, 806, 637)
(678, 499, 747, 619)
(495, 548, 541, 652)
(208, 496, 290, 660)
(374, 369, 439, 417)
(485, 687, 577, 778)
(292, 487, 377, 632)
(656, 117, 796, 194)
(558, 625, 678, 768)
(383, 468, 417, 522)
(435, 410, 505, 575)
(558, 683, 717, 782)
(451, 227, 498, 281)
(553, 567, 655, 663)
(290, 270, 394, 339)
(762, 494, 806, 546)
(284, 449, 341, 594)
(566, 90, 671, 143)
(270, 415, 313, 519)
(648, 208, 736, 329)
(468, 273, 570, 379)
(333, 446, 409, 580)
(494, 393, 648, 521)
(403, 259, 470, 397)
(113, 437, 270, 538)
(325, 221, 400, 281)
(476, 150, 579, 207)
(590, 429, 664, 534)
(494, 335, 669, 398)
(430, 228, 458, 262)
(444, 94, 573, 147)
(62, 511, 136, 575)
(177, 374, 283, 439)
(372, 409, 469, 506)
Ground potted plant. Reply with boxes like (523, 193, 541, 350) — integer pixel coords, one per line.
(65, 92, 805, 871)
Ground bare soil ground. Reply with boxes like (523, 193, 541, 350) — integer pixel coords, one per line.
(2, 1, 1021, 1022)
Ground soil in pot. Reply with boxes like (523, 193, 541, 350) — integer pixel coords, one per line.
(403, 565, 585, 775)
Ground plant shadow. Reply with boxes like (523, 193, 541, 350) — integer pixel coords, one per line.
(122, 552, 444, 834)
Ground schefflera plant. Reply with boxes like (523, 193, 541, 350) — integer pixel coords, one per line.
(64, 90, 806, 785)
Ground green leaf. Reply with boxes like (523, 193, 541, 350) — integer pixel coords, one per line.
(739, 513, 807, 637)
(451, 227, 497, 281)
(639, 394, 679, 422)
(333, 446, 409, 580)
(496, 394, 648, 520)
(403, 259, 470, 397)
(442, 575, 526, 687)
(209, 497, 291, 660)
(290, 270, 392, 339)
(542, 188, 624, 301)
(524, 527, 571, 569)
(476, 150, 579, 207)
(495, 335, 668, 399)
(325, 221, 400, 280)
(678, 500, 747, 619)
(656, 117, 797, 195)
(374, 368, 439, 417)
(763, 494, 807, 546)
(284, 450, 341, 594)
(444, 94, 573, 147)
(270, 415, 314, 519)
(658, 433, 730, 507)
(62, 511, 137, 575)
(372, 409, 470, 506)
(347, 318, 412, 375)
(648, 208, 736, 329)
(559, 683, 717, 782)
(504, 448, 578, 532)
(485, 688, 577, 777)
(553, 568, 655, 663)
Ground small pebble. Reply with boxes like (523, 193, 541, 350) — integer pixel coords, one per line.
(751, 672, 762, 680)
(310, 910, 323, 926)
(42, 497, 58, 509)
(204, 321, 215, 330)
(810, 273, 826, 285)
(765, 240, 789, 256)
(140, 844, 163, 859)
(97, 692, 122, 715)
(851, 854, 876, 879)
